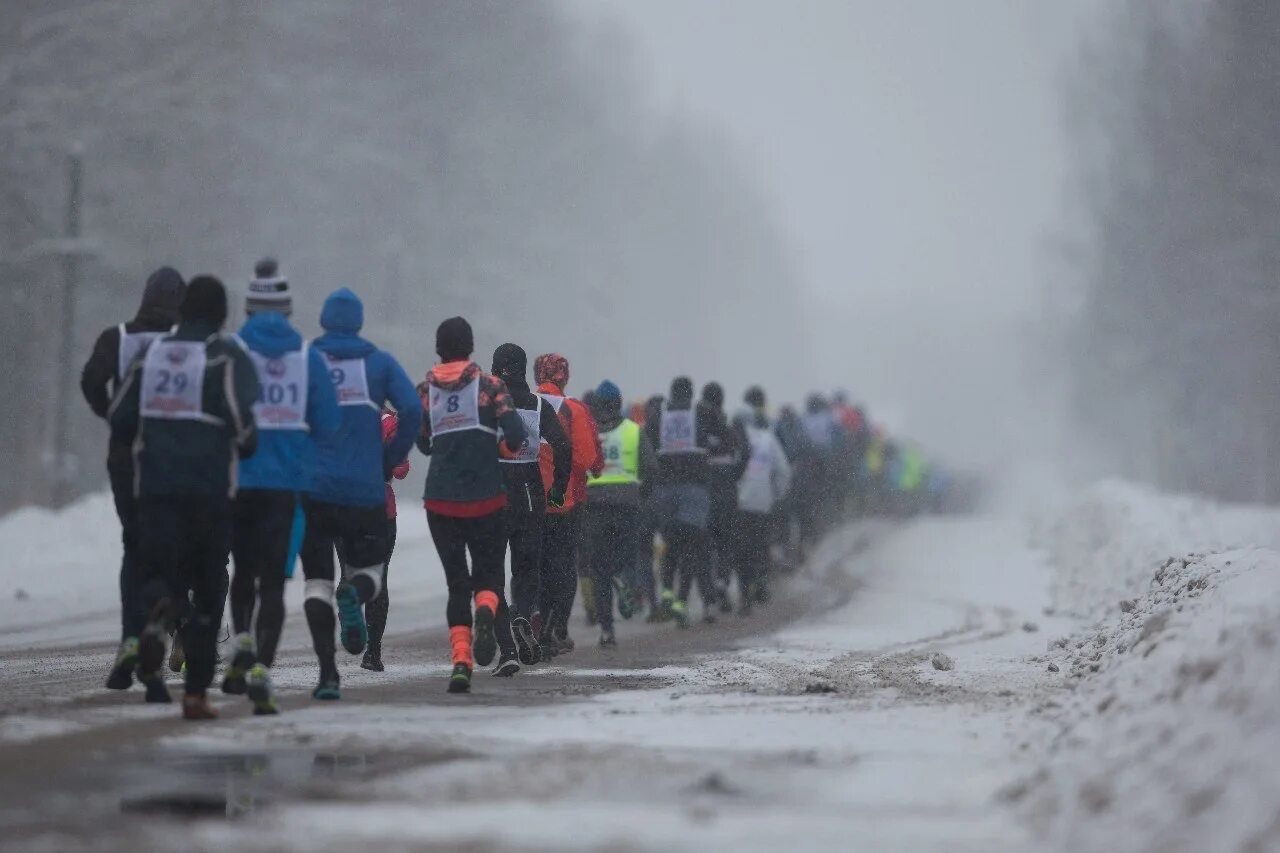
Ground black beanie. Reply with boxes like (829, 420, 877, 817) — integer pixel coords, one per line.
(181, 275, 228, 327)
(436, 316, 474, 361)
(139, 266, 186, 322)
(670, 376, 694, 404)
(702, 381, 725, 409)
(491, 343, 527, 382)
(744, 385, 766, 409)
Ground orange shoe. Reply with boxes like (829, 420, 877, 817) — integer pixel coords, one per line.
(182, 693, 219, 720)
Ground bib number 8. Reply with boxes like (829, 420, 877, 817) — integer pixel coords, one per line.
(446, 394, 460, 413)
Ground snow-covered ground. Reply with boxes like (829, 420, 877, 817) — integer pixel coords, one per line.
(3, 479, 1280, 851)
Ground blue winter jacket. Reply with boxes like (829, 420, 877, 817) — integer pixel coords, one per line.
(237, 311, 341, 492)
(309, 288, 423, 508)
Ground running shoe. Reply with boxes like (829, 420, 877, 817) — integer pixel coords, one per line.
(473, 605, 498, 667)
(181, 693, 218, 720)
(614, 578, 637, 621)
(492, 655, 520, 677)
(599, 628, 617, 648)
(334, 581, 367, 655)
(671, 599, 690, 629)
(511, 616, 542, 666)
(245, 664, 279, 716)
(106, 637, 138, 690)
(140, 673, 172, 704)
(220, 633, 256, 695)
(167, 632, 185, 674)
(312, 676, 341, 701)
(447, 662, 472, 694)
(360, 649, 384, 672)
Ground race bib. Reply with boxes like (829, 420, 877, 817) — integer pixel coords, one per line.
(117, 325, 164, 379)
(601, 431, 628, 476)
(746, 430, 775, 479)
(140, 340, 210, 422)
(541, 394, 565, 414)
(249, 345, 309, 430)
(430, 378, 492, 436)
(326, 355, 373, 409)
(659, 407, 700, 454)
(500, 398, 542, 464)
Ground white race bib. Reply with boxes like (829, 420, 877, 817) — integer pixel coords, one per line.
(500, 396, 542, 464)
(745, 428, 775, 479)
(117, 325, 164, 379)
(249, 344, 310, 430)
(140, 340, 215, 423)
(541, 394, 565, 414)
(326, 355, 374, 409)
(659, 406, 702, 455)
(429, 377, 494, 437)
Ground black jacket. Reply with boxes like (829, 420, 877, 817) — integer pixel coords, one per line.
(82, 267, 184, 474)
(644, 395, 736, 487)
(502, 379, 572, 514)
(109, 321, 260, 499)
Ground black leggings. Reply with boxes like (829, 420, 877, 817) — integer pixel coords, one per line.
(427, 509, 506, 628)
(365, 518, 397, 653)
(586, 505, 640, 631)
(660, 523, 710, 605)
(229, 489, 297, 667)
(539, 509, 581, 634)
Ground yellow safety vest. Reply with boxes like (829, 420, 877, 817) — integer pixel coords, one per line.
(590, 419, 641, 486)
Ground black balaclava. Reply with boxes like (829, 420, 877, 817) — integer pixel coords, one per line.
(492, 343, 528, 391)
(180, 275, 228, 328)
(138, 266, 186, 326)
(670, 376, 694, 407)
(701, 381, 725, 411)
(436, 316, 474, 362)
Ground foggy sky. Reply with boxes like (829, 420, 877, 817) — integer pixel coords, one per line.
(565, 1, 1107, 467)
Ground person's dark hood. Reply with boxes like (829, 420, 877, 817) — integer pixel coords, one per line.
(492, 343, 529, 393)
(315, 288, 376, 359)
(669, 376, 694, 408)
(136, 266, 185, 327)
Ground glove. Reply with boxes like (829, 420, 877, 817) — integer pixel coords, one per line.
(547, 487, 566, 509)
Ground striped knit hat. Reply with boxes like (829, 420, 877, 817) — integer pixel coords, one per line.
(246, 257, 292, 316)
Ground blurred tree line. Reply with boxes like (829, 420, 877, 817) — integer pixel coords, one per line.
(1065, 1, 1280, 502)
(0, 1, 808, 513)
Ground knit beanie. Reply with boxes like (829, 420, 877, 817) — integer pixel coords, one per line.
(246, 257, 292, 316)
(436, 316, 474, 361)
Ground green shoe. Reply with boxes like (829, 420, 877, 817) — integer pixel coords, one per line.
(671, 598, 690, 629)
(245, 664, 279, 715)
(447, 662, 472, 694)
(614, 578, 637, 621)
(106, 637, 139, 690)
(221, 633, 257, 695)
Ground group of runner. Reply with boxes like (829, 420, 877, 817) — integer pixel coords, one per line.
(82, 261, 946, 720)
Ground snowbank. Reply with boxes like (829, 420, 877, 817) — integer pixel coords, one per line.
(1012, 482, 1280, 853)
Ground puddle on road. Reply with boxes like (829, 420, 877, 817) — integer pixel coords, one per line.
(115, 748, 461, 821)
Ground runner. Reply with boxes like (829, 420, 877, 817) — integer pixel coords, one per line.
(644, 376, 735, 627)
(224, 260, 340, 714)
(301, 288, 422, 701)
(586, 380, 657, 647)
(701, 381, 748, 618)
(109, 275, 260, 719)
(490, 343, 571, 674)
(533, 353, 603, 657)
(80, 266, 185, 692)
(418, 318, 526, 694)
(733, 392, 792, 613)
(361, 407, 412, 673)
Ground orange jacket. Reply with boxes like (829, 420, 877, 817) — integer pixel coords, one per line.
(537, 382, 603, 513)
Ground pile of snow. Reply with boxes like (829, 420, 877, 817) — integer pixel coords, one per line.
(1029, 479, 1280, 619)
(1011, 482, 1280, 852)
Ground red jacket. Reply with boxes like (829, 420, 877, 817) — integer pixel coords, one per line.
(382, 411, 411, 519)
(537, 382, 603, 513)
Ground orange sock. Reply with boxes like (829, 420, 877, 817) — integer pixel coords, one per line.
(474, 590, 499, 615)
(449, 626, 473, 666)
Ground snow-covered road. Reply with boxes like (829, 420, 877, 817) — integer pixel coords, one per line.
(2, 481, 1278, 852)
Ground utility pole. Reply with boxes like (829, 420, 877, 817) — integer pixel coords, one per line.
(51, 147, 83, 507)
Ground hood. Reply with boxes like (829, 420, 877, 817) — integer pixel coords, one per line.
(320, 288, 364, 334)
(136, 266, 185, 326)
(315, 288, 375, 358)
(590, 384, 623, 429)
(239, 310, 302, 358)
(427, 360, 481, 391)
